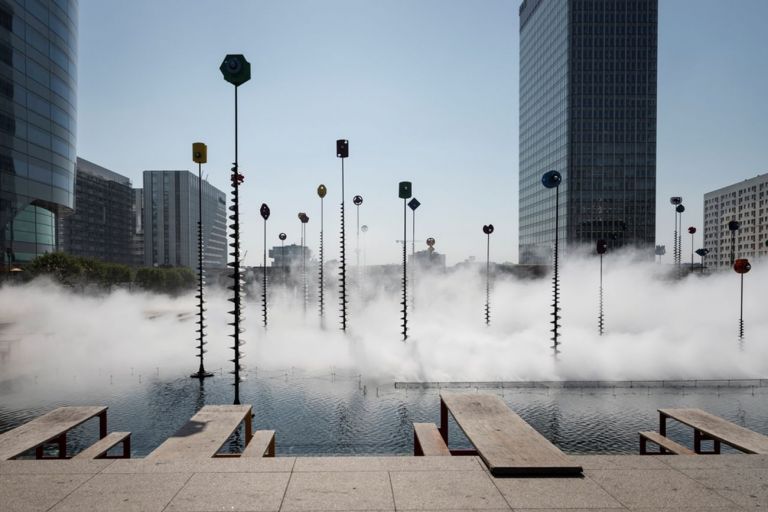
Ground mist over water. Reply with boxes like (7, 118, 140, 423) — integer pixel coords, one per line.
(1, 252, 766, 386)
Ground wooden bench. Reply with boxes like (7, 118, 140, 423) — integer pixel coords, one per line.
(639, 431, 695, 455)
(660, 408, 768, 454)
(146, 405, 253, 461)
(440, 393, 582, 477)
(73, 432, 131, 459)
(0, 406, 108, 460)
(242, 430, 275, 457)
(413, 423, 450, 456)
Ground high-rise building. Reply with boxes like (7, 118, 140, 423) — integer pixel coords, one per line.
(60, 158, 133, 264)
(143, 170, 227, 269)
(703, 173, 768, 268)
(130, 187, 143, 266)
(0, 0, 78, 268)
(518, 0, 657, 263)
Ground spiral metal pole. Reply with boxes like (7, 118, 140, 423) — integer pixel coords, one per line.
(739, 273, 745, 342)
(598, 253, 604, 336)
(302, 222, 307, 314)
(673, 210, 679, 268)
(192, 161, 212, 379)
(339, 160, 348, 332)
(401, 198, 408, 341)
(551, 184, 561, 353)
(262, 217, 268, 328)
(319, 196, 325, 326)
(228, 86, 244, 405)
(485, 232, 491, 326)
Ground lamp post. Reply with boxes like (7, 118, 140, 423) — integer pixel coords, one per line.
(675, 204, 685, 274)
(399, 181, 412, 342)
(336, 139, 349, 332)
(361, 224, 368, 278)
(728, 220, 740, 266)
(687, 226, 696, 270)
(483, 225, 494, 326)
(695, 248, 709, 273)
(190, 142, 213, 379)
(542, 170, 562, 353)
(278, 233, 287, 284)
(408, 198, 420, 308)
(260, 203, 270, 328)
(220, 54, 251, 405)
(654, 245, 665, 264)
(299, 212, 309, 314)
(596, 239, 607, 336)
(317, 185, 327, 325)
(734, 258, 751, 343)
(669, 197, 682, 267)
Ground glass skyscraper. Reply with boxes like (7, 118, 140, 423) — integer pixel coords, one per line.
(0, 0, 77, 268)
(519, 0, 657, 263)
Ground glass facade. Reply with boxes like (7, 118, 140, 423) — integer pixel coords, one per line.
(0, 0, 77, 268)
(519, 0, 657, 263)
(60, 158, 135, 265)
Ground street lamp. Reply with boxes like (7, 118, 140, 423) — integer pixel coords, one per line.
(317, 185, 327, 325)
(542, 170, 562, 353)
(483, 224, 494, 326)
(728, 220, 740, 266)
(399, 181, 412, 342)
(596, 239, 607, 335)
(336, 139, 349, 332)
(734, 258, 751, 343)
(220, 53, 251, 405)
(190, 142, 213, 379)
(260, 203, 270, 328)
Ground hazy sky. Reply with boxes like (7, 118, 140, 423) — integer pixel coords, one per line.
(77, 0, 768, 266)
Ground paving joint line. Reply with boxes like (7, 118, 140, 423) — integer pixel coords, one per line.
(43, 465, 108, 512)
(277, 457, 296, 511)
(159, 471, 194, 512)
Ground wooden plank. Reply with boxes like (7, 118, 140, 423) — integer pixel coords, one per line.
(242, 430, 275, 457)
(0, 406, 107, 460)
(146, 405, 252, 461)
(73, 432, 131, 460)
(660, 408, 768, 454)
(413, 423, 451, 456)
(639, 431, 695, 455)
(441, 393, 582, 477)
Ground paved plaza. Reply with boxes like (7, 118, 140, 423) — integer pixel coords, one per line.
(2, 454, 768, 511)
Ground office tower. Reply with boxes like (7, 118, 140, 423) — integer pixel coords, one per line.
(519, 0, 657, 263)
(0, 0, 78, 268)
(60, 158, 133, 264)
(143, 170, 227, 269)
(703, 173, 768, 268)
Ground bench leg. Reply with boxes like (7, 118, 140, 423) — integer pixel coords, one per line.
(439, 399, 448, 445)
(58, 433, 67, 459)
(99, 411, 107, 439)
(414, 435, 423, 456)
(639, 435, 647, 455)
(121, 436, 131, 459)
(266, 435, 275, 457)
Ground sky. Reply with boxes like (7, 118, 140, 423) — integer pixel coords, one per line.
(77, 0, 768, 266)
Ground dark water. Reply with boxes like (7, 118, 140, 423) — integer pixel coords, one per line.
(1, 368, 767, 457)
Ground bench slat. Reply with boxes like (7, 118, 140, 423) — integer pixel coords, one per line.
(441, 393, 582, 477)
(242, 430, 275, 457)
(414, 423, 450, 456)
(639, 431, 695, 455)
(73, 432, 131, 460)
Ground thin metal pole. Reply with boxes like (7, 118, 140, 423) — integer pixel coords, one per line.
(401, 198, 408, 341)
(302, 223, 307, 314)
(262, 217, 267, 328)
(230, 86, 242, 405)
(485, 232, 490, 326)
(194, 161, 210, 378)
(319, 196, 325, 325)
(690, 232, 694, 269)
(339, 159, 347, 332)
(551, 184, 560, 353)
(281, 240, 285, 282)
(598, 253, 604, 336)
(739, 273, 745, 341)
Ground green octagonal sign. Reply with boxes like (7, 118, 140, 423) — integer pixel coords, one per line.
(220, 54, 251, 87)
